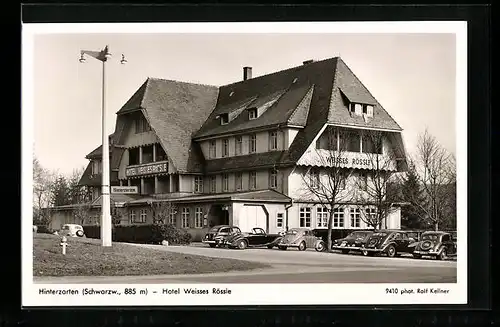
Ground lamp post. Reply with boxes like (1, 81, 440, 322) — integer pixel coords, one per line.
(79, 45, 127, 247)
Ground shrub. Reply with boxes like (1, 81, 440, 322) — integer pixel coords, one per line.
(82, 224, 191, 245)
(36, 225, 54, 234)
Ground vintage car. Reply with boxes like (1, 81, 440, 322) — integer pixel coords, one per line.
(361, 230, 414, 257)
(277, 227, 326, 251)
(331, 230, 375, 254)
(222, 227, 284, 250)
(202, 225, 241, 248)
(410, 231, 457, 260)
(58, 224, 85, 238)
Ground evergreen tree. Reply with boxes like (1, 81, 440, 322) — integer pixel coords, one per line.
(400, 162, 427, 229)
(50, 176, 71, 207)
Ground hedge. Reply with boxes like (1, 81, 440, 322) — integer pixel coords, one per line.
(35, 225, 54, 234)
(82, 224, 191, 245)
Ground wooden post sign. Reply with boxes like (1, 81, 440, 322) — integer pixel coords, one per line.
(111, 186, 139, 194)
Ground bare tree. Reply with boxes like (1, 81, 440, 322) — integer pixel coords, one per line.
(411, 130, 456, 231)
(353, 130, 400, 229)
(149, 200, 177, 226)
(299, 126, 353, 251)
(33, 157, 56, 226)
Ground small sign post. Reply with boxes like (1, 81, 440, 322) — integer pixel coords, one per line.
(110, 186, 139, 194)
(60, 236, 68, 255)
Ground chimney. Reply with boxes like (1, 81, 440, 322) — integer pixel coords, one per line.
(243, 66, 252, 81)
(303, 59, 314, 65)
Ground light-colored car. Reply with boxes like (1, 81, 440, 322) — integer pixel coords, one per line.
(58, 224, 86, 238)
(277, 227, 325, 251)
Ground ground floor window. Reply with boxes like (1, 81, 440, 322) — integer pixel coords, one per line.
(276, 212, 284, 228)
(169, 207, 177, 225)
(334, 207, 345, 228)
(299, 207, 312, 227)
(139, 209, 147, 223)
(316, 206, 328, 228)
(195, 207, 203, 228)
(365, 207, 377, 225)
(350, 208, 361, 228)
(129, 210, 136, 224)
(181, 207, 190, 228)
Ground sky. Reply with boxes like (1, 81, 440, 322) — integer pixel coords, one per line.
(30, 27, 457, 176)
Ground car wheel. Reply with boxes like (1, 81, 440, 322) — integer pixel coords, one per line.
(438, 249, 447, 260)
(315, 242, 325, 252)
(209, 244, 216, 248)
(413, 254, 422, 259)
(341, 249, 349, 254)
(278, 246, 287, 251)
(238, 240, 248, 250)
(298, 241, 306, 251)
(386, 245, 396, 258)
(267, 245, 274, 249)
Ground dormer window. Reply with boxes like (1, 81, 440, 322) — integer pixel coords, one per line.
(220, 113, 229, 125)
(248, 108, 257, 120)
(362, 104, 374, 117)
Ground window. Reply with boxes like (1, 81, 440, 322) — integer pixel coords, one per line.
(309, 169, 320, 188)
(129, 210, 136, 224)
(235, 172, 243, 191)
(362, 133, 383, 154)
(365, 207, 377, 224)
(362, 104, 374, 117)
(269, 131, 278, 150)
(181, 207, 190, 228)
(235, 136, 242, 155)
(299, 207, 312, 228)
(249, 134, 257, 153)
(359, 173, 368, 190)
(249, 171, 257, 190)
(316, 207, 329, 228)
(222, 139, 229, 157)
(222, 173, 229, 192)
(195, 207, 203, 228)
(139, 209, 147, 223)
(210, 176, 217, 193)
(350, 208, 361, 228)
(333, 207, 344, 228)
(276, 213, 284, 228)
(349, 103, 362, 115)
(269, 169, 278, 189)
(135, 115, 151, 134)
(169, 208, 177, 225)
(194, 176, 203, 193)
(92, 160, 101, 174)
(346, 131, 361, 152)
(220, 113, 229, 125)
(209, 140, 216, 158)
(248, 108, 257, 120)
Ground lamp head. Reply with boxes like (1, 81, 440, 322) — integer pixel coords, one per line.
(103, 45, 112, 59)
(79, 53, 86, 63)
(120, 54, 127, 65)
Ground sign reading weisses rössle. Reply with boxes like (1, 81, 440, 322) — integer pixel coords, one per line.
(126, 162, 169, 177)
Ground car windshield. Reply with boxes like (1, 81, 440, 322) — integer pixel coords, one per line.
(286, 230, 299, 235)
(372, 232, 387, 237)
(61, 225, 70, 230)
(422, 234, 440, 241)
(209, 227, 222, 233)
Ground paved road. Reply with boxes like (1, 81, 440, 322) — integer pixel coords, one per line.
(35, 243, 457, 284)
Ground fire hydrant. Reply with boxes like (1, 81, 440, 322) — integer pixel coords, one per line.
(60, 236, 68, 255)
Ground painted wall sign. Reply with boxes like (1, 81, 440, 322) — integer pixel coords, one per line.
(298, 150, 397, 171)
(111, 186, 139, 194)
(126, 162, 168, 177)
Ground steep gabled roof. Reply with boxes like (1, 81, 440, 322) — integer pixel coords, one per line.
(117, 78, 219, 173)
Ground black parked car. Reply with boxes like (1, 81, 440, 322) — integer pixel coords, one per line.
(331, 230, 374, 254)
(223, 227, 284, 250)
(202, 225, 241, 248)
(410, 231, 457, 260)
(361, 230, 414, 257)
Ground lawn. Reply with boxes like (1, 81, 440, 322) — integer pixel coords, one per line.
(33, 234, 270, 277)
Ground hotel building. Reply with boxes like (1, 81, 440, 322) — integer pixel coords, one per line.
(49, 57, 408, 241)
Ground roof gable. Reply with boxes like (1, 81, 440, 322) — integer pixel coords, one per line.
(136, 78, 219, 172)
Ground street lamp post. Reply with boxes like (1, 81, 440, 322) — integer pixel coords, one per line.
(79, 45, 127, 247)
